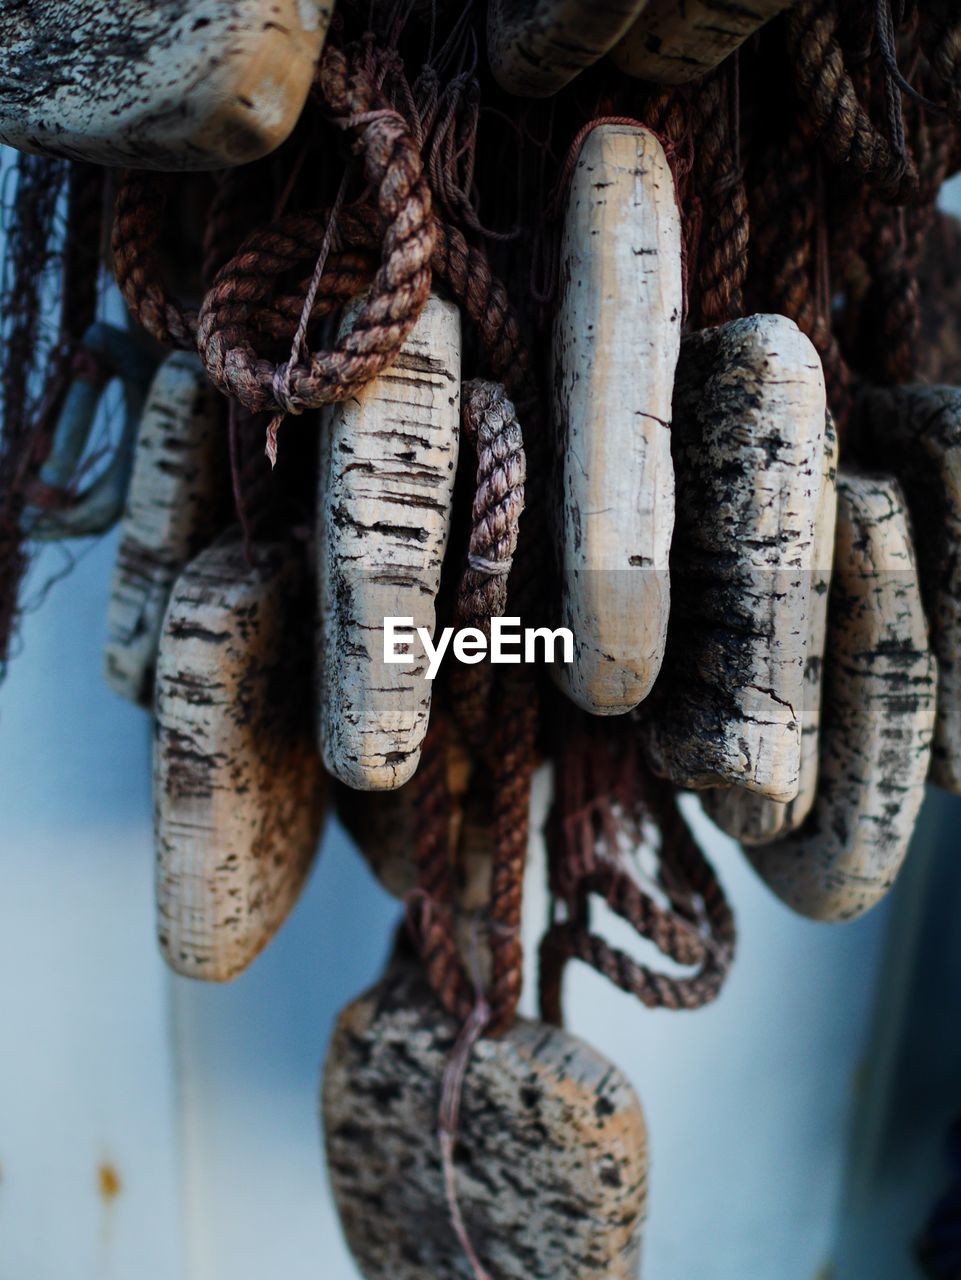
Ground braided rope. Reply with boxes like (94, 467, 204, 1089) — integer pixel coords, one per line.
(538, 721, 736, 1025)
(410, 715, 475, 1023)
(539, 792, 736, 1023)
(748, 127, 852, 424)
(921, 1, 961, 120)
(196, 43, 434, 415)
(447, 380, 526, 749)
(786, 0, 918, 201)
(692, 70, 749, 327)
(486, 693, 537, 1035)
(112, 171, 197, 350)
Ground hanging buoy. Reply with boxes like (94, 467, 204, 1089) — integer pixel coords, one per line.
(154, 535, 325, 980)
(610, 0, 793, 84)
(105, 352, 228, 707)
(705, 411, 839, 842)
(323, 957, 649, 1280)
(642, 314, 825, 802)
(747, 473, 936, 921)
(317, 293, 461, 791)
(553, 123, 682, 716)
(0, 1, 331, 169)
(487, 0, 649, 98)
(863, 384, 961, 794)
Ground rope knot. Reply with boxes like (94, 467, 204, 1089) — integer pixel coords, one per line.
(467, 553, 511, 577)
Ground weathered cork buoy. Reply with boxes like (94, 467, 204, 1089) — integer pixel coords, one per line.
(105, 352, 228, 707)
(154, 535, 325, 980)
(553, 122, 681, 716)
(642, 314, 826, 803)
(323, 958, 648, 1280)
(0, 1, 332, 169)
(863, 384, 961, 794)
(611, 0, 794, 83)
(746, 473, 937, 921)
(706, 411, 839, 842)
(317, 293, 461, 791)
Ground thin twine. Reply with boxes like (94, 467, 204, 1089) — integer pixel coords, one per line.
(875, 0, 947, 114)
(228, 399, 255, 565)
(264, 171, 348, 466)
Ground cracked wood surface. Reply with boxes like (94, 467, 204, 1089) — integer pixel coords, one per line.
(610, 0, 792, 83)
(706, 412, 839, 842)
(0, 0, 331, 169)
(747, 473, 936, 921)
(317, 294, 460, 791)
(642, 314, 825, 802)
(863, 384, 961, 793)
(553, 124, 681, 716)
(322, 957, 648, 1280)
(105, 352, 229, 708)
(487, 0, 650, 97)
(154, 535, 325, 981)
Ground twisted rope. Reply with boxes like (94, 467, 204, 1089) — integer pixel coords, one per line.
(692, 69, 749, 327)
(112, 171, 197, 350)
(539, 792, 735, 1022)
(447, 380, 526, 747)
(197, 43, 434, 415)
(786, 0, 918, 201)
(538, 722, 736, 1025)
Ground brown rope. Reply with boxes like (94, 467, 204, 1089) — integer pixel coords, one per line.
(748, 126, 852, 427)
(111, 171, 197, 350)
(486, 691, 537, 1034)
(785, 0, 918, 202)
(538, 721, 736, 1025)
(539, 797, 735, 1022)
(447, 379, 526, 749)
(196, 43, 434, 416)
(920, 0, 961, 120)
(691, 68, 749, 327)
(410, 714, 475, 1023)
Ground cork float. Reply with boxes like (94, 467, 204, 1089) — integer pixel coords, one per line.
(154, 535, 325, 981)
(706, 412, 839, 842)
(323, 957, 649, 1280)
(0, 1, 332, 169)
(747, 473, 937, 922)
(610, 0, 793, 84)
(642, 314, 826, 803)
(105, 352, 228, 708)
(553, 122, 682, 716)
(317, 293, 461, 791)
(487, 0, 650, 98)
(862, 384, 961, 793)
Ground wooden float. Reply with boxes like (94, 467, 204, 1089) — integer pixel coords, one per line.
(0, 1, 331, 169)
(323, 957, 648, 1280)
(105, 352, 228, 707)
(863, 384, 961, 794)
(317, 293, 461, 791)
(553, 122, 682, 716)
(154, 535, 325, 980)
(611, 0, 793, 84)
(747, 473, 936, 921)
(706, 411, 839, 841)
(642, 314, 825, 803)
(488, 0, 649, 98)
